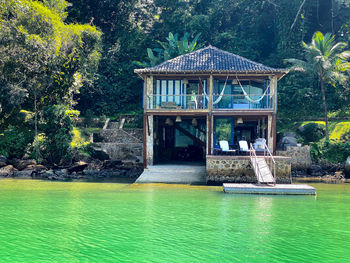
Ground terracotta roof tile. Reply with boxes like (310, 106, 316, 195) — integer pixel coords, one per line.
(135, 46, 286, 74)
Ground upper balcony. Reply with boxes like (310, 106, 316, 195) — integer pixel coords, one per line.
(145, 78, 274, 111)
(146, 94, 273, 110)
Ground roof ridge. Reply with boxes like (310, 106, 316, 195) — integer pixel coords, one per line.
(134, 45, 287, 74)
(150, 46, 209, 68)
(207, 46, 275, 70)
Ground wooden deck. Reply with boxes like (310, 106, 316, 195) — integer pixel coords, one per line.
(223, 183, 316, 195)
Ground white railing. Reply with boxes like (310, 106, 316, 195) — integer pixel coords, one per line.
(146, 94, 273, 110)
(213, 94, 273, 109)
(249, 143, 263, 184)
(250, 142, 276, 185)
(263, 142, 276, 185)
(146, 94, 208, 110)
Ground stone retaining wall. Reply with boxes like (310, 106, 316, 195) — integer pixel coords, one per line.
(276, 146, 311, 170)
(206, 155, 291, 184)
(97, 142, 143, 162)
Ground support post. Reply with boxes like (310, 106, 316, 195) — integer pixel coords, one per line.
(145, 76, 153, 110)
(267, 114, 273, 152)
(143, 114, 147, 168)
(209, 75, 213, 111)
(272, 113, 277, 155)
(269, 75, 278, 112)
(207, 113, 212, 155)
(145, 115, 154, 166)
(207, 75, 214, 156)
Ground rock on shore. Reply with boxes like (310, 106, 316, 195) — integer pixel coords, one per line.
(0, 155, 143, 181)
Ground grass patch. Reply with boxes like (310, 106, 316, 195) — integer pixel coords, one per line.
(71, 127, 90, 148)
(301, 121, 325, 126)
(329, 122, 350, 141)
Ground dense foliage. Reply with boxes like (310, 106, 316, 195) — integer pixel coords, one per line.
(0, 0, 101, 164)
(310, 140, 350, 163)
(63, 0, 350, 118)
(285, 31, 350, 139)
(2, 0, 350, 164)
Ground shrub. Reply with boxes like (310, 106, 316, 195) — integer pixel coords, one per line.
(298, 122, 325, 143)
(310, 140, 350, 163)
(40, 105, 74, 165)
(0, 125, 34, 159)
(309, 142, 323, 162)
(322, 140, 350, 163)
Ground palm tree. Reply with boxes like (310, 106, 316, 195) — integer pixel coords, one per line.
(285, 31, 350, 139)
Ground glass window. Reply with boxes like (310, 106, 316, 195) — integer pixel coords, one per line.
(214, 117, 234, 147)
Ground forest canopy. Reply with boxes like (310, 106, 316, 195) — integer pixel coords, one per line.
(65, 0, 350, 119)
(1, 0, 350, 164)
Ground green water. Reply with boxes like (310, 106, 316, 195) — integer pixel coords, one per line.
(0, 180, 349, 262)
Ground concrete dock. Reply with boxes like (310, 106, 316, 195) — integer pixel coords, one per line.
(223, 183, 316, 195)
(136, 164, 206, 184)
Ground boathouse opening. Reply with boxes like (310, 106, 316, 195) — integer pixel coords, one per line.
(153, 116, 206, 164)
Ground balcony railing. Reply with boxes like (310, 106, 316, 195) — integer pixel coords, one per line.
(146, 94, 273, 110)
(146, 95, 208, 110)
(213, 94, 273, 110)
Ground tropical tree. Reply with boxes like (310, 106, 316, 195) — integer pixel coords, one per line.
(0, 0, 101, 162)
(134, 32, 202, 67)
(285, 31, 350, 139)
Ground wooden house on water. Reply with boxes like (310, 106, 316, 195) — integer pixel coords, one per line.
(135, 46, 289, 183)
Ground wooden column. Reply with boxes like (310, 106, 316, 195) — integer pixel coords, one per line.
(143, 114, 147, 168)
(208, 75, 213, 111)
(207, 75, 213, 155)
(145, 115, 153, 166)
(143, 76, 154, 167)
(272, 113, 277, 155)
(145, 76, 153, 109)
(269, 75, 278, 112)
(267, 114, 273, 152)
(207, 114, 212, 155)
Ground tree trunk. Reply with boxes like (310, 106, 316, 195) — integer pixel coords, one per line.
(320, 78, 329, 140)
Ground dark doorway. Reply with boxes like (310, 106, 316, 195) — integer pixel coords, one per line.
(154, 116, 206, 164)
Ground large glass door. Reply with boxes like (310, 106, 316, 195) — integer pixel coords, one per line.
(214, 117, 234, 148)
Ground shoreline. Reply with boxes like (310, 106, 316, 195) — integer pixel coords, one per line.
(1, 175, 349, 184)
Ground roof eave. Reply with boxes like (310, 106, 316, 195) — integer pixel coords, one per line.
(134, 69, 288, 75)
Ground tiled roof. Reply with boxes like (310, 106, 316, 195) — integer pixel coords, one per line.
(135, 45, 287, 74)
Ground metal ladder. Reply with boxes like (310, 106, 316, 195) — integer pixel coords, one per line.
(249, 143, 276, 185)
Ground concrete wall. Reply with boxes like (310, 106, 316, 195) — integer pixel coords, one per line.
(276, 146, 312, 170)
(206, 155, 291, 183)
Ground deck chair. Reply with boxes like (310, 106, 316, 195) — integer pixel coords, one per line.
(239, 140, 249, 155)
(219, 140, 236, 155)
(253, 138, 266, 155)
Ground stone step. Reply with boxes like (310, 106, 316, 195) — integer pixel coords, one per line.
(107, 121, 120, 129)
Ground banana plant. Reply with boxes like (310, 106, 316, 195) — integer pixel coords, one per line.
(134, 32, 202, 68)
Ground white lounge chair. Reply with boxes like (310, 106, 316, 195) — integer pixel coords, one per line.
(239, 140, 249, 155)
(219, 140, 236, 155)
